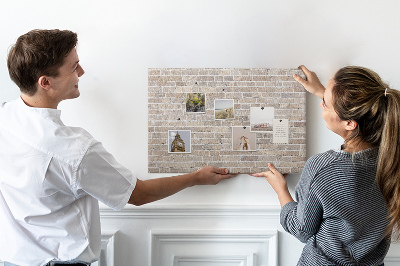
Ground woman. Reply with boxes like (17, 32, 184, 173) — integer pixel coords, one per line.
(239, 135, 250, 150)
(251, 65, 400, 265)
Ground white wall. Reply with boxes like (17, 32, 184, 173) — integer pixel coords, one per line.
(1, 0, 400, 265)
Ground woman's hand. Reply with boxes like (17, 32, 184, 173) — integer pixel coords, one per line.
(250, 163, 294, 207)
(293, 65, 325, 99)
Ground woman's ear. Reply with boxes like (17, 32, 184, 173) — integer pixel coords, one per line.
(38, 76, 51, 91)
(345, 120, 358, 131)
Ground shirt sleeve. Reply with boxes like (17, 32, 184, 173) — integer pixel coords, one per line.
(74, 140, 137, 210)
(280, 156, 324, 243)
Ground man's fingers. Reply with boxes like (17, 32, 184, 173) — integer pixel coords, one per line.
(221, 173, 238, 179)
(217, 167, 230, 175)
(213, 168, 238, 180)
(205, 166, 229, 175)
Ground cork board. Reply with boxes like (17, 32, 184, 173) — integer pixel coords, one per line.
(148, 68, 306, 174)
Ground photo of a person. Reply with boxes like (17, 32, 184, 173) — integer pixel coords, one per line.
(232, 127, 256, 151)
(239, 135, 250, 150)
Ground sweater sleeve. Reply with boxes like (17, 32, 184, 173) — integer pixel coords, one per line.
(280, 154, 328, 243)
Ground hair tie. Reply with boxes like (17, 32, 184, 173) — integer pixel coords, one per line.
(385, 88, 388, 97)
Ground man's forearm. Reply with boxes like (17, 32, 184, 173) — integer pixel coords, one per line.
(128, 172, 196, 206)
(127, 166, 235, 206)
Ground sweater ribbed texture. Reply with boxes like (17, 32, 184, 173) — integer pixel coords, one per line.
(281, 148, 390, 265)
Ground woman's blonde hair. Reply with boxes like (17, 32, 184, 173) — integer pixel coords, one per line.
(332, 66, 400, 239)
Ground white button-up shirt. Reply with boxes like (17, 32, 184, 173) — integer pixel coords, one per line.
(0, 98, 136, 266)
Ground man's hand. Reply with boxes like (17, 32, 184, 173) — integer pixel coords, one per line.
(250, 163, 293, 207)
(193, 166, 237, 185)
(293, 65, 326, 99)
(129, 166, 237, 206)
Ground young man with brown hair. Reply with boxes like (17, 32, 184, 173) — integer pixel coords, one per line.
(0, 29, 235, 266)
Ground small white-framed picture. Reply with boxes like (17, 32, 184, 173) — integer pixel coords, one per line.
(186, 92, 206, 113)
(168, 130, 191, 153)
(232, 126, 257, 151)
(214, 99, 234, 120)
(250, 106, 274, 132)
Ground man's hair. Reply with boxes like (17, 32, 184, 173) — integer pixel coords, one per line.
(7, 29, 78, 95)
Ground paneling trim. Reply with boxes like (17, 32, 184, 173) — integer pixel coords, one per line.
(151, 230, 278, 266)
(100, 205, 281, 219)
(173, 255, 256, 266)
(385, 256, 400, 263)
(92, 230, 117, 266)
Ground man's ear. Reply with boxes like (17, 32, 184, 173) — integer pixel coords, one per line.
(38, 76, 51, 91)
(345, 120, 358, 131)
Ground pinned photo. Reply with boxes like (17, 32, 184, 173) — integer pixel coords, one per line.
(186, 93, 206, 113)
(250, 106, 274, 132)
(168, 130, 191, 153)
(215, 99, 234, 120)
(232, 126, 256, 151)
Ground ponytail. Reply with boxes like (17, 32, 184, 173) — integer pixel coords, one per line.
(377, 88, 400, 240)
(332, 66, 400, 240)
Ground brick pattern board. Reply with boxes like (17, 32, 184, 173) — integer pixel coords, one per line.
(148, 68, 307, 174)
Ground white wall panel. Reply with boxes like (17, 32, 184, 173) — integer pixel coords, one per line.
(151, 230, 277, 266)
(100, 206, 400, 265)
(99, 205, 299, 265)
(92, 231, 117, 266)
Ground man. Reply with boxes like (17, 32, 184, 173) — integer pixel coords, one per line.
(0, 29, 235, 266)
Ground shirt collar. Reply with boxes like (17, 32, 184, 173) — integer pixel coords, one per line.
(18, 96, 62, 119)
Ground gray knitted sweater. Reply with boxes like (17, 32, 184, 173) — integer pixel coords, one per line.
(281, 148, 390, 265)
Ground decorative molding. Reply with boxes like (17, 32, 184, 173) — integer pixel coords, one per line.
(385, 257, 400, 264)
(92, 230, 117, 266)
(100, 205, 281, 219)
(151, 230, 278, 266)
(173, 255, 256, 266)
